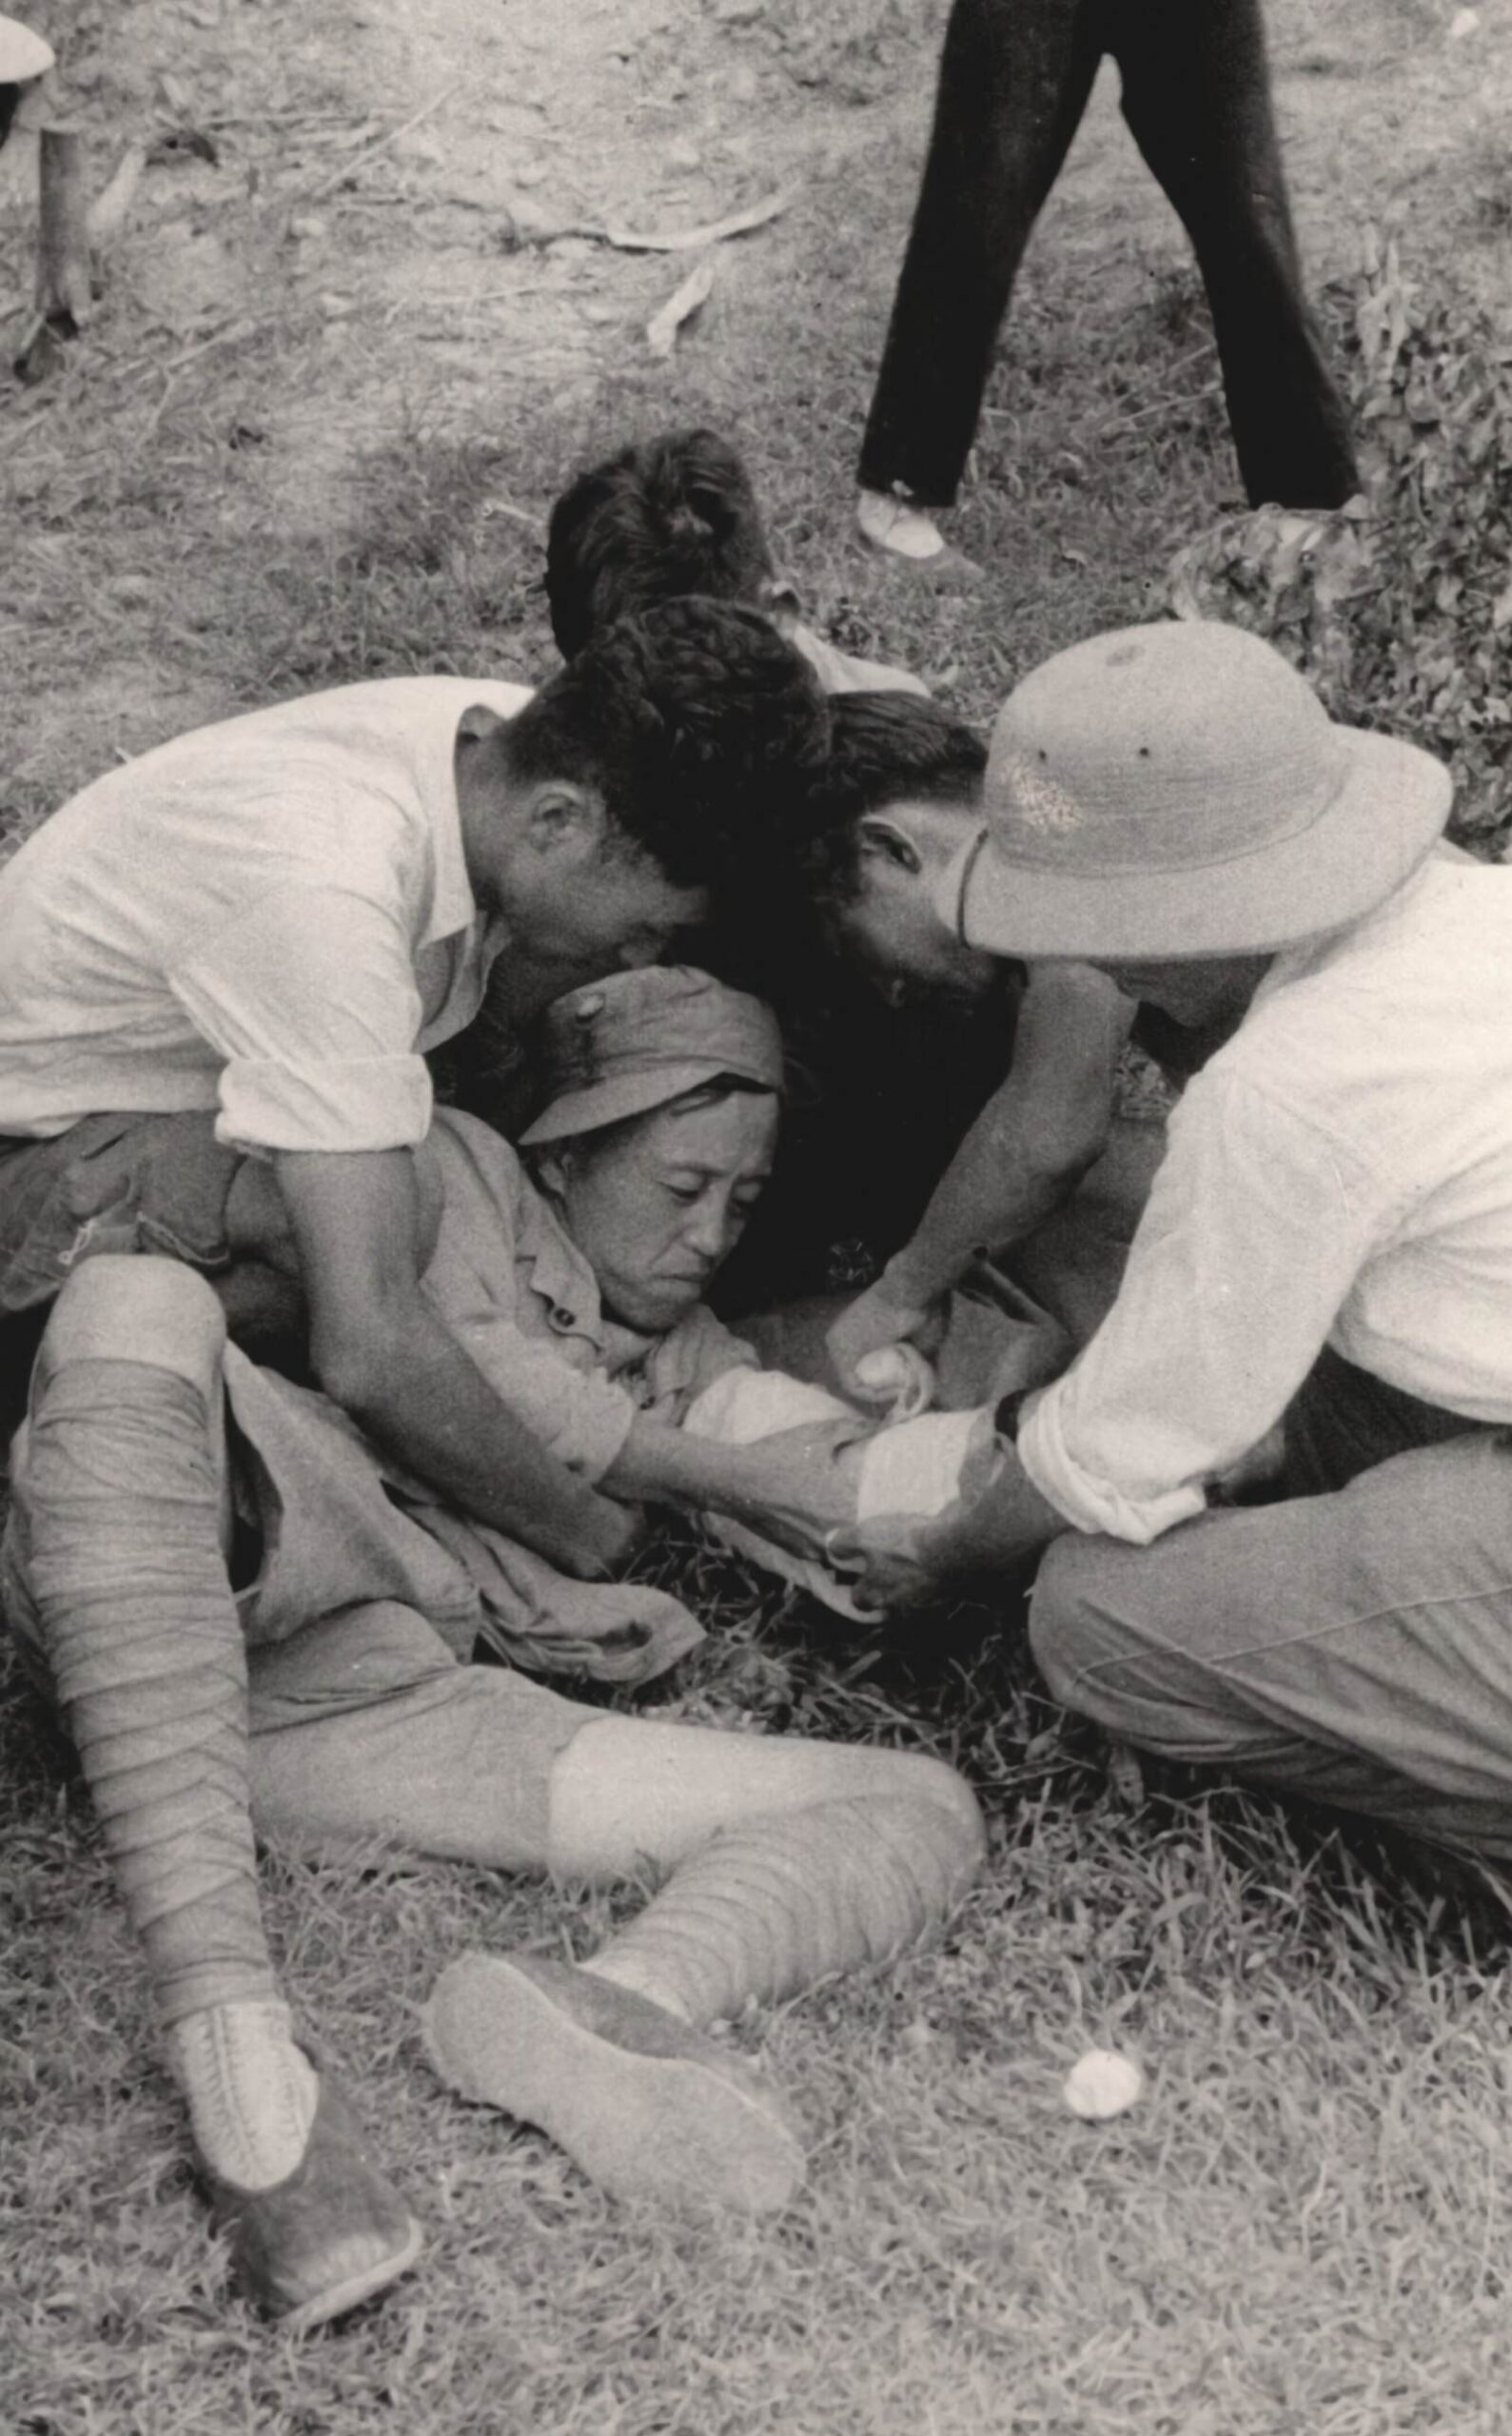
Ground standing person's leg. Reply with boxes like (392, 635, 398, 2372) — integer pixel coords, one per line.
(1110, 0, 1359, 509)
(2, 1256, 421, 2328)
(857, 0, 1102, 548)
(245, 1608, 984, 2211)
(1030, 1428, 1512, 1855)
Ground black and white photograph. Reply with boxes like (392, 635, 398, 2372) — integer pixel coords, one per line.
(2, 0, 1510, 2426)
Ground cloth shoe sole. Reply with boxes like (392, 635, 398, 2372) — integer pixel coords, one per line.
(422, 1951, 806, 2214)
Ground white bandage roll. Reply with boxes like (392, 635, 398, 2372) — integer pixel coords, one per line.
(854, 1408, 987, 1522)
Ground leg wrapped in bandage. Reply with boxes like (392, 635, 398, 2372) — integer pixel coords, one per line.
(581, 1792, 982, 2024)
(10, 1258, 420, 2322)
(422, 1789, 981, 2212)
(16, 1261, 278, 2023)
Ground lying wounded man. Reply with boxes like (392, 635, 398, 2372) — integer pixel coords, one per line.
(420, 964, 1036, 1640)
(1, 964, 986, 2330)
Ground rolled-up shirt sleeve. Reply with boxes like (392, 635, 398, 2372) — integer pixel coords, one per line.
(1016, 1069, 1399, 1542)
(168, 884, 432, 1152)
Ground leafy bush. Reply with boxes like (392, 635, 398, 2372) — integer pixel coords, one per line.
(1167, 232, 1512, 855)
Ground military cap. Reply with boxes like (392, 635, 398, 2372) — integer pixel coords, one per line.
(520, 965, 783, 1146)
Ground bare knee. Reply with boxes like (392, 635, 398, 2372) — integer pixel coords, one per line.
(42, 1254, 226, 1392)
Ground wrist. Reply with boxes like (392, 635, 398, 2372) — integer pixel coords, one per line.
(615, 1417, 744, 1511)
(880, 1244, 954, 1307)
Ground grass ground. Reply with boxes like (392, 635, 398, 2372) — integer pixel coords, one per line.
(4, 0, 1512, 2429)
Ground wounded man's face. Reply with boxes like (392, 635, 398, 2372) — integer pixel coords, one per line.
(554, 1089, 780, 1333)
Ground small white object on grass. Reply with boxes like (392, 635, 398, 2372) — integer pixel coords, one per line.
(1062, 2048, 1145, 2121)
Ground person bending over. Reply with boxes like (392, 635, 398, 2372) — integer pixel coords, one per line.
(547, 425, 929, 699)
(526, 458, 1137, 1417)
(839, 620, 1512, 1878)
(1, 964, 984, 2331)
(0, 599, 835, 2328)
(740, 689, 1145, 1394)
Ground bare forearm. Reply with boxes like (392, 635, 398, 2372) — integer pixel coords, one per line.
(606, 1415, 862, 1557)
(893, 967, 1130, 1304)
(888, 1106, 1101, 1305)
(606, 1416, 826, 1529)
(603, 1415, 749, 1510)
(925, 1444, 1069, 1581)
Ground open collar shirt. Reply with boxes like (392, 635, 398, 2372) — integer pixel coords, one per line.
(1018, 852, 1512, 1542)
(0, 675, 529, 1154)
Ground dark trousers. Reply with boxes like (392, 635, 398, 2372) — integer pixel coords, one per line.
(858, 0, 1359, 512)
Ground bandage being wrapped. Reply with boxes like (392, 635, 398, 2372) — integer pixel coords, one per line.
(681, 1365, 995, 1616)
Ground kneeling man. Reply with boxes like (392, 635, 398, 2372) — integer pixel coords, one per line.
(843, 618, 1512, 1863)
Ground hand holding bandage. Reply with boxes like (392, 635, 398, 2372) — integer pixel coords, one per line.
(681, 1365, 998, 1615)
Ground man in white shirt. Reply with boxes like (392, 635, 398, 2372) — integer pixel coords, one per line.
(838, 619, 1512, 1862)
(0, 599, 833, 1570)
(0, 599, 831, 2328)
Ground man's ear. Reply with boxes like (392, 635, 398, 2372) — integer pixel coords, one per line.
(457, 702, 508, 751)
(763, 576, 802, 632)
(532, 1145, 572, 1199)
(522, 778, 606, 857)
(856, 814, 924, 878)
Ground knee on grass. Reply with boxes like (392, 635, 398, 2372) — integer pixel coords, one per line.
(40, 1252, 226, 1388)
(1028, 1531, 1127, 1711)
(1030, 1532, 1208, 1758)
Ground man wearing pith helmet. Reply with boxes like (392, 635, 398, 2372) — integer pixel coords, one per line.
(838, 617, 1512, 1858)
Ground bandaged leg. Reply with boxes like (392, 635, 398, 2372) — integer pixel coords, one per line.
(239, 1568, 985, 2214)
(8, 1257, 418, 2320)
(579, 1791, 980, 2021)
(424, 1716, 984, 2210)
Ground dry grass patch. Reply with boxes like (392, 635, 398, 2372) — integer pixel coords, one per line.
(9, 1597, 1512, 2435)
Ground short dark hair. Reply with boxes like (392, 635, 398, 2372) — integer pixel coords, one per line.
(802, 691, 987, 901)
(498, 596, 830, 890)
(546, 429, 776, 659)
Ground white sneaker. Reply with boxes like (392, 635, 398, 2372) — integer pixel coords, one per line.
(856, 487, 947, 562)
